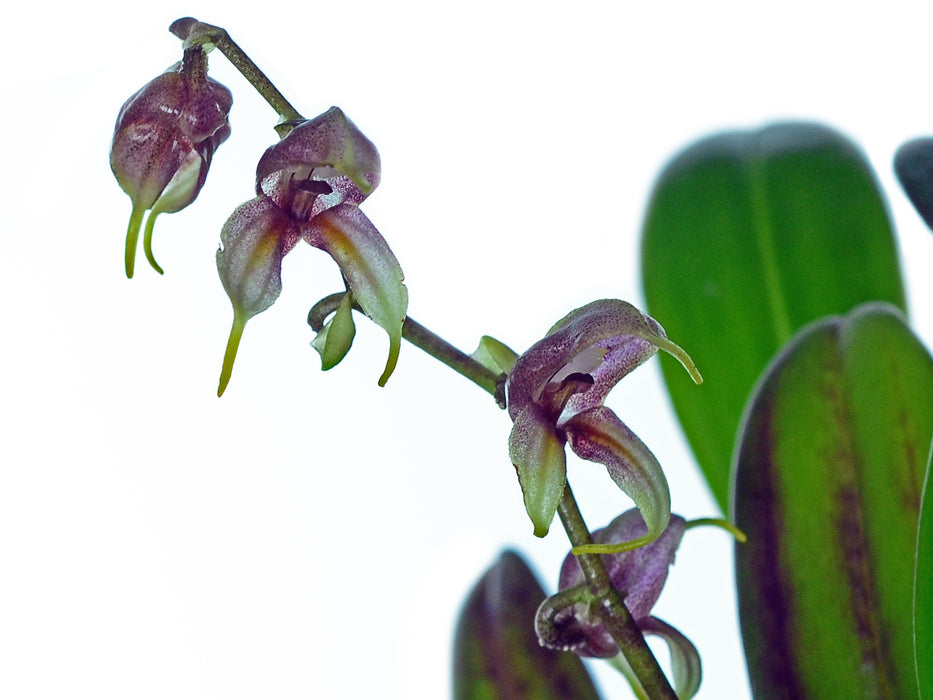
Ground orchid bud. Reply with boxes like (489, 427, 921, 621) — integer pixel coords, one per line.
(111, 45, 232, 277)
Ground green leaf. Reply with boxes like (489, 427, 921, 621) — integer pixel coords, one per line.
(733, 304, 933, 699)
(640, 122, 905, 512)
(452, 550, 602, 700)
(917, 450, 933, 699)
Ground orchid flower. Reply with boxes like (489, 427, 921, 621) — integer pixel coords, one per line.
(216, 107, 407, 396)
(504, 299, 701, 543)
(110, 43, 232, 278)
(536, 509, 701, 700)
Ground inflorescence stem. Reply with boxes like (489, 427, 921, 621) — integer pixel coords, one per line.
(308, 293, 506, 405)
(402, 316, 506, 405)
(170, 18, 304, 132)
(309, 292, 677, 698)
(177, 16, 679, 693)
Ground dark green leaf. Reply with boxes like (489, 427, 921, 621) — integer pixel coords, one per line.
(895, 138, 933, 233)
(641, 122, 905, 512)
(733, 304, 933, 699)
(452, 550, 602, 700)
(917, 452, 933, 699)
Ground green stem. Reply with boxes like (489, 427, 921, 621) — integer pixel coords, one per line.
(170, 18, 304, 132)
(169, 20, 675, 687)
(401, 316, 505, 406)
(558, 484, 679, 700)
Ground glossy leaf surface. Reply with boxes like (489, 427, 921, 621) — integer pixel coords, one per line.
(452, 550, 601, 700)
(641, 122, 905, 511)
(733, 304, 933, 699)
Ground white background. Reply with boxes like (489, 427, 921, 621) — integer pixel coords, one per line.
(3, 1, 933, 698)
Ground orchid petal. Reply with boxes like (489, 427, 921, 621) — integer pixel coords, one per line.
(640, 617, 702, 700)
(215, 196, 301, 395)
(565, 407, 672, 550)
(508, 405, 567, 537)
(304, 203, 407, 386)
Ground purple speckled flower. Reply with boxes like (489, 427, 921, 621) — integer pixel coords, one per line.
(505, 299, 701, 541)
(536, 509, 701, 699)
(110, 45, 232, 278)
(215, 107, 407, 396)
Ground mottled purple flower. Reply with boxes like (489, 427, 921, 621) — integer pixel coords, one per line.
(216, 107, 407, 396)
(536, 509, 701, 699)
(111, 45, 232, 278)
(505, 300, 701, 540)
